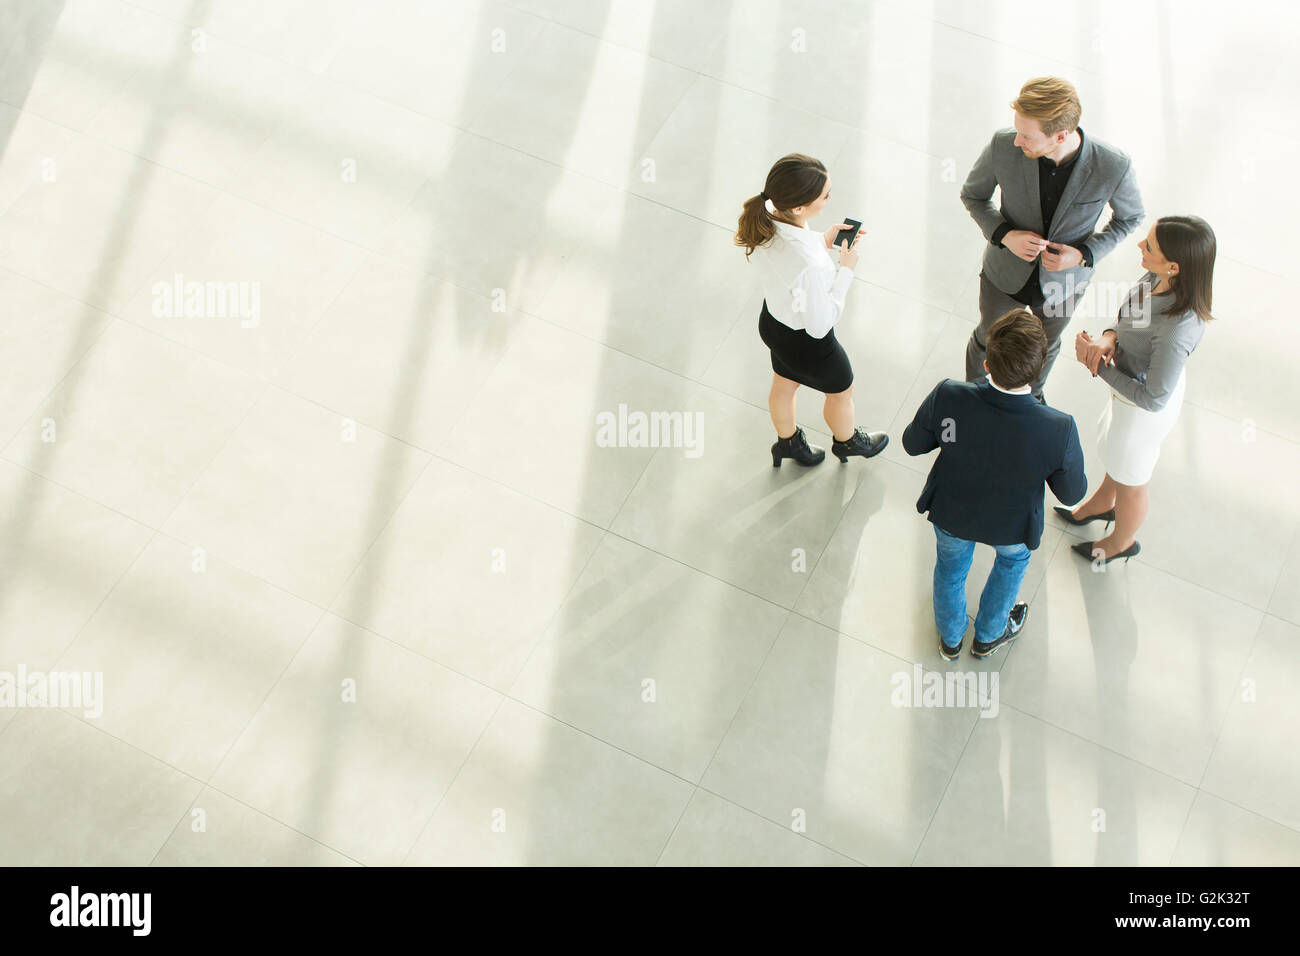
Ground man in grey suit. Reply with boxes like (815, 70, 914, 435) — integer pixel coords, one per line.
(961, 76, 1144, 401)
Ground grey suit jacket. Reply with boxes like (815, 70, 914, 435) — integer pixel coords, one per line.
(961, 128, 1144, 309)
(1099, 272, 1205, 411)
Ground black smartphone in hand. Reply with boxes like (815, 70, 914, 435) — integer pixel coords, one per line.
(836, 218, 862, 249)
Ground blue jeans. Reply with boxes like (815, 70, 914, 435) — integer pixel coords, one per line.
(933, 525, 1032, 647)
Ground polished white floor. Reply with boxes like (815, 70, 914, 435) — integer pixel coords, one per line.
(1, 0, 1297, 866)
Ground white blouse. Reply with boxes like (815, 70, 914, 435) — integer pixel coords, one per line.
(750, 219, 854, 339)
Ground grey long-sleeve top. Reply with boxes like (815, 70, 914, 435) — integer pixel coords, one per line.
(1098, 272, 1206, 411)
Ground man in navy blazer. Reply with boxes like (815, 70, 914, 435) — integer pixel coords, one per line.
(904, 309, 1087, 659)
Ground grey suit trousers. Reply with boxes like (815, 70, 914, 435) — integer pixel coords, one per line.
(964, 272, 1086, 399)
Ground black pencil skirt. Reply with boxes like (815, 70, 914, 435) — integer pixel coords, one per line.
(758, 299, 854, 394)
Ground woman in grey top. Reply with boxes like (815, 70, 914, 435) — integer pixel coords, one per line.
(1058, 216, 1217, 564)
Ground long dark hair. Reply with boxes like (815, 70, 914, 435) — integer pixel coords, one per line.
(734, 153, 828, 259)
(1155, 215, 1216, 322)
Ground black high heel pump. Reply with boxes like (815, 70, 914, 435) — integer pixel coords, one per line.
(1053, 505, 1116, 530)
(1070, 540, 1140, 565)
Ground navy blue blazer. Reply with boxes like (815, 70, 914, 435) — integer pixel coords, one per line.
(902, 379, 1087, 549)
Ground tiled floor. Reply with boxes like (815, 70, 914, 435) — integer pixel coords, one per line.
(0, 0, 1296, 866)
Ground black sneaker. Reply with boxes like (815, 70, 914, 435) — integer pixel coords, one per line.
(971, 602, 1028, 658)
(938, 633, 963, 661)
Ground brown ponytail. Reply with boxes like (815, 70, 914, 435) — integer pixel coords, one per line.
(734, 153, 828, 260)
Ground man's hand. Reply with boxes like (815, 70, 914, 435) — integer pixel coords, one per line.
(1003, 229, 1048, 262)
(1042, 242, 1083, 271)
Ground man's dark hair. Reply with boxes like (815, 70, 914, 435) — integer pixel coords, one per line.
(986, 309, 1047, 390)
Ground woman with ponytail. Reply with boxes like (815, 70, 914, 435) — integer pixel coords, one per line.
(735, 153, 888, 467)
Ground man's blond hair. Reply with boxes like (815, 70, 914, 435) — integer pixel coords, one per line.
(1010, 77, 1081, 136)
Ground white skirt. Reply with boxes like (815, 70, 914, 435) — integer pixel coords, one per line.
(1096, 370, 1186, 486)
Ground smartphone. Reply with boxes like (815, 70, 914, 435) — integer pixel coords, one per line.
(835, 218, 862, 249)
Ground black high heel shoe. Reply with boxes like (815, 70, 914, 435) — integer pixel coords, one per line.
(1053, 505, 1116, 530)
(1070, 540, 1140, 565)
(771, 427, 825, 467)
(831, 427, 888, 463)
